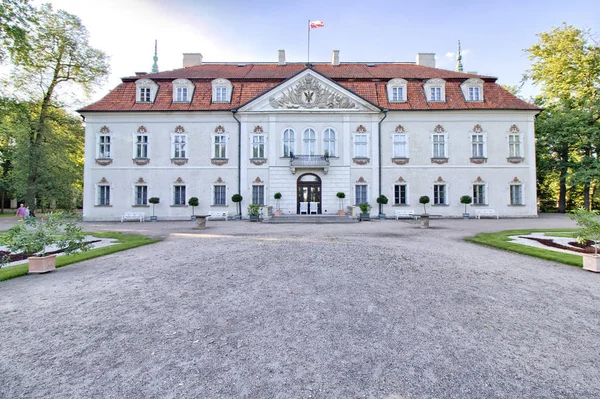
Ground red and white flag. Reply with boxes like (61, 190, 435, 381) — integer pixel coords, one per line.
(309, 20, 324, 29)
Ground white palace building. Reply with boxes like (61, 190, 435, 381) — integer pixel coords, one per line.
(79, 49, 539, 220)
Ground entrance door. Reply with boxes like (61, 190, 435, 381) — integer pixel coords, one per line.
(297, 173, 321, 214)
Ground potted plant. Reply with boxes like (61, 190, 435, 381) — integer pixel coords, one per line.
(358, 202, 372, 221)
(377, 195, 389, 219)
(188, 197, 199, 220)
(0, 212, 91, 273)
(570, 209, 600, 272)
(149, 197, 160, 221)
(336, 192, 346, 216)
(274, 192, 282, 216)
(248, 203, 260, 222)
(232, 194, 243, 220)
(460, 195, 472, 219)
(419, 195, 430, 215)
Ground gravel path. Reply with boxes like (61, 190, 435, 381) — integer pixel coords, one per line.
(1, 215, 599, 398)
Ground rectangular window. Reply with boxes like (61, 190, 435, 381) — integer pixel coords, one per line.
(172, 135, 186, 158)
(430, 87, 441, 101)
(98, 135, 111, 158)
(214, 135, 226, 158)
(98, 185, 110, 206)
(173, 185, 186, 205)
(175, 87, 188, 102)
(135, 134, 148, 158)
(252, 185, 264, 205)
(216, 87, 227, 102)
(433, 184, 446, 205)
(354, 134, 368, 158)
(214, 185, 226, 205)
(473, 184, 486, 205)
(391, 87, 403, 102)
(510, 185, 523, 205)
(432, 134, 446, 158)
(355, 185, 368, 205)
(252, 135, 265, 158)
(394, 184, 407, 205)
(393, 134, 408, 158)
(509, 134, 521, 157)
(468, 87, 481, 101)
(135, 185, 148, 206)
(472, 134, 485, 158)
(140, 87, 151, 102)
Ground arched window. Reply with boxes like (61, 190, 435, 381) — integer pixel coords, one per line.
(323, 128, 336, 156)
(303, 128, 316, 155)
(283, 128, 295, 157)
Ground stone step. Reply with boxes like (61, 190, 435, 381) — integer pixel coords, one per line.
(264, 215, 359, 224)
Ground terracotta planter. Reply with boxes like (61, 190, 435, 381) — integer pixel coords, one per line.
(582, 254, 600, 273)
(338, 210, 346, 216)
(28, 254, 57, 274)
(274, 210, 283, 216)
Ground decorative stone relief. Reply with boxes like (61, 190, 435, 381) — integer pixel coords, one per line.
(171, 158, 188, 165)
(269, 74, 356, 109)
(507, 157, 524, 164)
(475, 176, 484, 183)
(356, 125, 367, 133)
(211, 158, 229, 166)
(250, 158, 267, 165)
(353, 158, 370, 165)
(100, 126, 110, 133)
(433, 125, 445, 133)
(356, 177, 366, 183)
(436, 176, 445, 183)
(175, 125, 185, 133)
(137, 177, 146, 184)
(392, 158, 409, 165)
(95, 159, 112, 166)
(253, 177, 264, 183)
(512, 177, 521, 183)
(215, 125, 225, 133)
(472, 124, 483, 133)
(216, 177, 224, 183)
(396, 176, 406, 183)
(431, 158, 448, 164)
(133, 158, 150, 165)
(395, 125, 405, 133)
(470, 157, 487, 164)
(253, 125, 264, 133)
(175, 177, 184, 184)
(99, 177, 108, 184)
(509, 124, 520, 133)
(137, 126, 147, 133)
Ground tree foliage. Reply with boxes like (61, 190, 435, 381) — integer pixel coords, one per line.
(0, 0, 35, 62)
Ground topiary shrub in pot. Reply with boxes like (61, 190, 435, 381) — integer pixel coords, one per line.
(419, 195, 430, 215)
(358, 202, 372, 221)
(570, 209, 600, 272)
(376, 195, 389, 219)
(231, 194, 243, 220)
(460, 195, 472, 219)
(248, 203, 260, 222)
(274, 192, 282, 216)
(188, 197, 199, 220)
(149, 197, 160, 221)
(336, 192, 346, 216)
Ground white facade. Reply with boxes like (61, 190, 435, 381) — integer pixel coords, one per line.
(81, 69, 538, 220)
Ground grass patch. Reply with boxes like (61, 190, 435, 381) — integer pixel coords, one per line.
(0, 231, 160, 282)
(466, 228, 583, 267)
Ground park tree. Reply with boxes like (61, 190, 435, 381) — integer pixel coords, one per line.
(0, 0, 35, 63)
(8, 3, 109, 211)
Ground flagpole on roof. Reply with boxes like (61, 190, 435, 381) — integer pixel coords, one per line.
(307, 20, 310, 64)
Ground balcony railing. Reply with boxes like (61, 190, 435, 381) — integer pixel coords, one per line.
(289, 154, 330, 174)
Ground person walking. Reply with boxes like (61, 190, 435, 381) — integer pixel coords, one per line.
(16, 203, 26, 220)
(24, 206, 30, 219)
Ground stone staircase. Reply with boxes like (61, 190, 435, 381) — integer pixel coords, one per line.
(264, 214, 359, 224)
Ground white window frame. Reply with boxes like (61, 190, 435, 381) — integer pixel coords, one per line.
(134, 133, 149, 159)
(510, 184, 524, 205)
(173, 185, 187, 206)
(171, 134, 187, 159)
(460, 78, 484, 102)
(424, 78, 446, 102)
(471, 134, 486, 158)
(323, 128, 336, 157)
(134, 184, 148, 206)
(212, 78, 233, 103)
(394, 184, 409, 205)
(469, 87, 481, 101)
(433, 184, 447, 205)
(135, 78, 158, 103)
(473, 184, 487, 205)
(354, 134, 369, 158)
(303, 128, 316, 156)
(392, 133, 409, 158)
(95, 184, 111, 206)
(509, 134, 522, 158)
(213, 134, 227, 158)
(283, 128, 295, 157)
(172, 78, 194, 103)
(387, 78, 408, 102)
(432, 134, 448, 158)
(97, 134, 112, 159)
(213, 184, 227, 206)
(252, 185, 265, 205)
(176, 87, 188, 102)
(251, 134, 265, 158)
(355, 184, 368, 205)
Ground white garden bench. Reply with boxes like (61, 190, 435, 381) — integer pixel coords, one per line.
(121, 212, 145, 222)
(395, 209, 418, 220)
(207, 211, 228, 221)
(475, 209, 499, 219)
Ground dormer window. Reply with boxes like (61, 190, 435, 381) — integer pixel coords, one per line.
(172, 78, 194, 103)
(461, 78, 484, 102)
(212, 78, 233, 103)
(424, 78, 446, 102)
(387, 78, 407, 102)
(135, 78, 158, 103)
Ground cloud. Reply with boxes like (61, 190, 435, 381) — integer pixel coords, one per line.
(445, 52, 455, 58)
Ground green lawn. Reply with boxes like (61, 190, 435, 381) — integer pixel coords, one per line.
(466, 228, 583, 267)
(0, 232, 160, 282)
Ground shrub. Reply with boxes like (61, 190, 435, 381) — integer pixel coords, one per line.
(188, 197, 199, 215)
(419, 195, 430, 214)
(358, 202, 372, 214)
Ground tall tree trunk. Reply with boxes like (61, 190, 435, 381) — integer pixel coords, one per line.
(584, 182, 591, 210)
(558, 149, 568, 213)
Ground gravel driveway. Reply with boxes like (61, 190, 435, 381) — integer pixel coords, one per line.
(1, 215, 599, 398)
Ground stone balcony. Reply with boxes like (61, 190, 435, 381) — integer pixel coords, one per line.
(289, 154, 330, 174)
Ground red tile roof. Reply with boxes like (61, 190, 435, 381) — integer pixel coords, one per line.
(79, 63, 538, 112)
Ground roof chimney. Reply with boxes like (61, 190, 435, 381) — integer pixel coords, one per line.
(331, 50, 340, 66)
(278, 49, 286, 66)
(183, 53, 203, 68)
(416, 53, 436, 68)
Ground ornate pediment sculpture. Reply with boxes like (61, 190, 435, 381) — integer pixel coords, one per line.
(269, 74, 356, 109)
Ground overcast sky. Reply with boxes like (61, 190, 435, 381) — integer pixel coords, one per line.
(42, 0, 600, 103)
